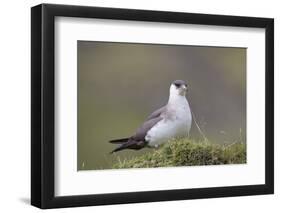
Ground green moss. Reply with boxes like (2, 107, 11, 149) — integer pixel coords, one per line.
(112, 138, 246, 169)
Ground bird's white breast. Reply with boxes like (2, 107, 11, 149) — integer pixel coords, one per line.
(146, 97, 192, 147)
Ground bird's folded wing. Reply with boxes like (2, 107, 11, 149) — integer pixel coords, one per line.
(133, 116, 163, 141)
(146, 106, 166, 121)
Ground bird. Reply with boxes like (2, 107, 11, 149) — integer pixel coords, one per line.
(109, 80, 192, 153)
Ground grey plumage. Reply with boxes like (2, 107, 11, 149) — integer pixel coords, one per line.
(134, 116, 163, 141)
(146, 106, 166, 120)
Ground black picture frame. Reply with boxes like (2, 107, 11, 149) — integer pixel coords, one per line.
(31, 3, 274, 209)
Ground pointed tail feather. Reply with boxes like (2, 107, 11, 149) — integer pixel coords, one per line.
(110, 143, 128, 153)
(109, 138, 129, 144)
(110, 140, 147, 154)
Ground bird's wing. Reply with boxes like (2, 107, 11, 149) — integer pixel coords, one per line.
(133, 116, 163, 141)
(146, 106, 166, 121)
(110, 106, 165, 153)
(133, 106, 166, 141)
(110, 117, 163, 153)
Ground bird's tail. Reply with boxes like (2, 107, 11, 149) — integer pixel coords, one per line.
(109, 138, 129, 144)
(109, 138, 130, 154)
(109, 138, 146, 153)
(110, 143, 128, 154)
(110, 139, 144, 153)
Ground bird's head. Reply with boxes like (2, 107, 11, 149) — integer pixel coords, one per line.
(170, 80, 188, 97)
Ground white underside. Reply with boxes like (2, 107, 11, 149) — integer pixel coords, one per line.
(146, 96, 192, 147)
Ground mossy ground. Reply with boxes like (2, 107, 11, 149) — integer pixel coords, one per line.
(112, 138, 246, 169)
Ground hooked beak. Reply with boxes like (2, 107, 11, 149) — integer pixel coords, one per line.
(179, 85, 188, 96)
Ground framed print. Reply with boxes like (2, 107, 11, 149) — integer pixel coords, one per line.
(31, 4, 274, 209)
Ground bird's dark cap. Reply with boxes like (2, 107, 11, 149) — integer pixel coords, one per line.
(172, 80, 187, 88)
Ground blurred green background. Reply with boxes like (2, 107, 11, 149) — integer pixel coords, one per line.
(77, 41, 246, 170)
